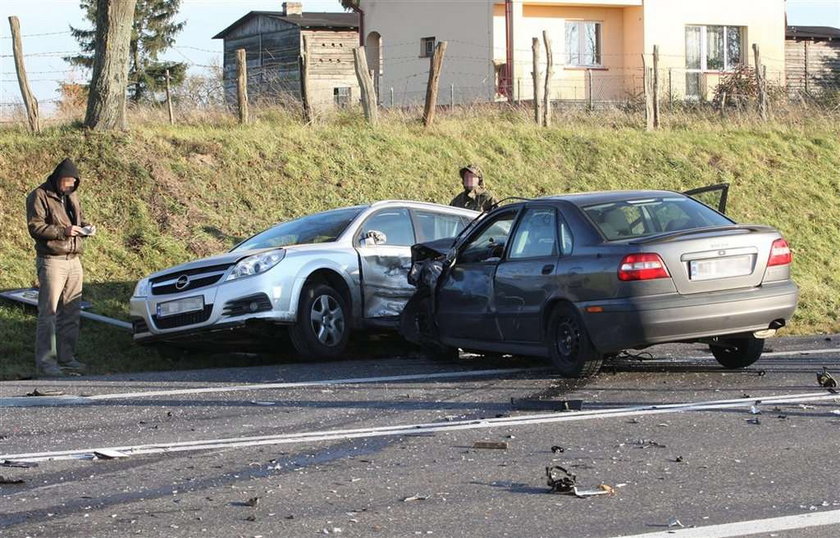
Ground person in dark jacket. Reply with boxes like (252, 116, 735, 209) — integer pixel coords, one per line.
(26, 158, 94, 377)
(449, 164, 499, 213)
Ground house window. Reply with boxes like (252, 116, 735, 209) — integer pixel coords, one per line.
(334, 87, 351, 107)
(685, 25, 744, 97)
(565, 21, 601, 66)
(420, 37, 436, 58)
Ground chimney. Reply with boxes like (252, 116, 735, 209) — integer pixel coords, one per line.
(283, 2, 303, 16)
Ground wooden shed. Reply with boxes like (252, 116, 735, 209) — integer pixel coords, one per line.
(213, 2, 360, 108)
(786, 26, 840, 95)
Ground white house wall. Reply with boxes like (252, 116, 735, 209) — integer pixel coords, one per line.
(363, 0, 495, 106)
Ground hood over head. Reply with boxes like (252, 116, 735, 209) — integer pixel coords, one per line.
(47, 158, 81, 193)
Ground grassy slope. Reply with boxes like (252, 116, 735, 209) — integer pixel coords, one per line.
(1, 110, 838, 379)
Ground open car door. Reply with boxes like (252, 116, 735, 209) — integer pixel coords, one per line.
(682, 183, 729, 214)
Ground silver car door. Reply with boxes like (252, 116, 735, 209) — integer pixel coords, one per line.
(355, 208, 417, 319)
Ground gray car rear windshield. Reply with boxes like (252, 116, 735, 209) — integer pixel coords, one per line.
(232, 207, 365, 252)
(583, 196, 733, 241)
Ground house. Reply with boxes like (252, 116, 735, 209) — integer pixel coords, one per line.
(786, 26, 840, 95)
(213, 2, 360, 108)
(346, 0, 787, 105)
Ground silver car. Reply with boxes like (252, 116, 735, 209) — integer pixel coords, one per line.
(130, 201, 478, 357)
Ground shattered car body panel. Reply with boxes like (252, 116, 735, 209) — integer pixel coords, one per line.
(130, 201, 477, 357)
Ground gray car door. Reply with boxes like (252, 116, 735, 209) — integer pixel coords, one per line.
(682, 183, 729, 214)
(355, 208, 417, 319)
(494, 206, 562, 343)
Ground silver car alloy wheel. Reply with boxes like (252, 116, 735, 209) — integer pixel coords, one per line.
(309, 294, 345, 346)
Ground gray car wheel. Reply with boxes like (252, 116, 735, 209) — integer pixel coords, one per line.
(546, 304, 602, 378)
(289, 283, 350, 359)
(710, 336, 765, 369)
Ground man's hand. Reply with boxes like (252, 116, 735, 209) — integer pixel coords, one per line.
(64, 225, 82, 237)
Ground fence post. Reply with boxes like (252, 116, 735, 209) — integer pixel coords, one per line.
(542, 30, 553, 127)
(752, 43, 768, 121)
(423, 41, 447, 127)
(586, 69, 593, 112)
(450, 83, 455, 109)
(353, 46, 378, 125)
(642, 53, 654, 131)
(390, 87, 394, 108)
(652, 45, 660, 128)
(8, 16, 40, 133)
(236, 48, 249, 124)
(165, 69, 174, 125)
(300, 35, 313, 124)
(668, 68, 673, 110)
(532, 37, 543, 125)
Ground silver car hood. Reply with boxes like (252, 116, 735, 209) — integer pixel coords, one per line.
(145, 243, 347, 280)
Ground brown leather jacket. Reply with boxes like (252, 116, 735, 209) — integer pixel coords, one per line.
(26, 176, 88, 258)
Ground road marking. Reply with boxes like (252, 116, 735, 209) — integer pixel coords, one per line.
(760, 347, 838, 357)
(0, 367, 548, 407)
(2, 391, 837, 463)
(620, 508, 840, 537)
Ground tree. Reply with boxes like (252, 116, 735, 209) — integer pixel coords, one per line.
(85, 0, 137, 130)
(68, 0, 186, 102)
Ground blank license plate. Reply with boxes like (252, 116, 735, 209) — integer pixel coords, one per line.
(157, 296, 204, 318)
(690, 255, 754, 281)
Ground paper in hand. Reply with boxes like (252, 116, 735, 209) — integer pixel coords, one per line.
(79, 225, 97, 237)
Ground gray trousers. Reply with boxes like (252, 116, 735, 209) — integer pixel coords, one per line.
(35, 256, 83, 368)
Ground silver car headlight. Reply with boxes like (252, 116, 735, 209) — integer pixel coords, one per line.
(227, 249, 286, 281)
(133, 279, 151, 298)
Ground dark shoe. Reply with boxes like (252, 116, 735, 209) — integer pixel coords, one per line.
(60, 359, 87, 372)
(37, 362, 66, 377)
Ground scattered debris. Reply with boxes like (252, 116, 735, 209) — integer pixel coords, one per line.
(750, 402, 762, 415)
(830, 410, 840, 416)
(250, 401, 276, 406)
(634, 439, 666, 449)
(402, 495, 430, 502)
(546, 466, 577, 494)
(818, 367, 837, 388)
(627, 418, 640, 424)
(551, 445, 565, 454)
(511, 398, 583, 412)
(244, 496, 261, 507)
(572, 486, 612, 498)
(25, 389, 64, 397)
(675, 456, 684, 463)
(747, 417, 761, 425)
(756, 370, 766, 377)
(473, 441, 508, 450)
(0, 476, 25, 485)
(94, 449, 129, 460)
(799, 404, 816, 410)
(777, 414, 788, 420)
(0, 460, 38, 468)
(245, 515, 257, 522)
(668, 517, 684, 528)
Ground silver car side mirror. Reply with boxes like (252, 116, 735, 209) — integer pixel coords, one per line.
(361, 230, 387, 246)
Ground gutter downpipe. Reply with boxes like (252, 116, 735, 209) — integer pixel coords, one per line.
(505, 0, 514, 102)
(348, 4, 365, 46)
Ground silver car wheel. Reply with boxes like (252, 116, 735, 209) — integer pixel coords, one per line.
(310, 294, 345, 347)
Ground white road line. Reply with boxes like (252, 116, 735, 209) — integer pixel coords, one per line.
(2, 391, 837, 463)
(0, 367, 547, 407)
(619, 508, 840, 537)
(759, 348, 839, 358)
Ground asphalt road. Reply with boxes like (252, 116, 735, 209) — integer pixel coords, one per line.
(2, 334, 840, 538)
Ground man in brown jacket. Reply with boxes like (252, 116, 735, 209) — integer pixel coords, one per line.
(26, 158, 94, 377)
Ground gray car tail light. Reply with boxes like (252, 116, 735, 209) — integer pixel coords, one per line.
(767, 238, 792, 266)
(618, 253, 670, 281)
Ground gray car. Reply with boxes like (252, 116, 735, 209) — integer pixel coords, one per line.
(130, 201, 477, 358)
(401, 185, 799, 377)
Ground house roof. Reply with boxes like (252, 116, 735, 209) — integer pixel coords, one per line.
(213, 11, 359, 40)
(786, 25, 840, 41)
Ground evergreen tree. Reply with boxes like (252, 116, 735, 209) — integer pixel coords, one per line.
(67, 0, 187, 102)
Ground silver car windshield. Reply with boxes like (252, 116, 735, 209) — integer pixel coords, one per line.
(231, 207, 365, 252)
(583, 197, 733, 241)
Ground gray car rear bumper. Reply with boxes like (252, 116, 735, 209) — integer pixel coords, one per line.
(580, 281, 799, 353)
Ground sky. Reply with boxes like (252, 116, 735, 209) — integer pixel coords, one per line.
(2, 0, 839, 113)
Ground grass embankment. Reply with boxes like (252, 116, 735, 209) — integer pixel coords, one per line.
(1, 109, 838, 380)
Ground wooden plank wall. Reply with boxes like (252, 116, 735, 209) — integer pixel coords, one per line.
(220, 15, 360, 108)
(786, 39, 840, 94)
